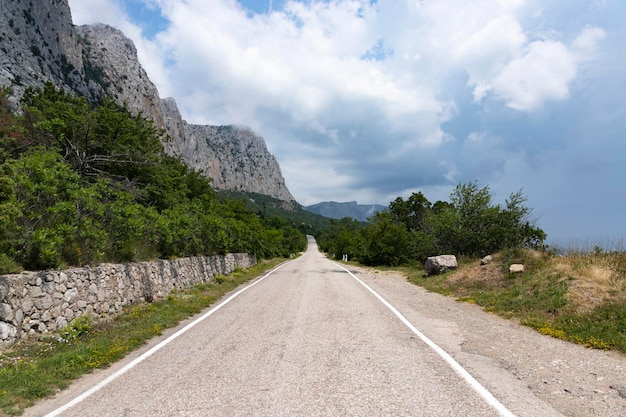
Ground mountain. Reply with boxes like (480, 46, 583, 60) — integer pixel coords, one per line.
(0, 0, 295, 203)
(305, 201, 386, 222)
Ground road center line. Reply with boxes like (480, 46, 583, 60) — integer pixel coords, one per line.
(44, 261, 291, 417)
(333, 261, 517, 417)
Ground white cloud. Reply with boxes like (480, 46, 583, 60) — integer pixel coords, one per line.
(488, 26, 605, 111)
(573, 26, 606, 55)
(491, 40, 577, 111)
(398, 1, 605, 111)
(158, 0, 440, 125)
(68, 0, 125, 26)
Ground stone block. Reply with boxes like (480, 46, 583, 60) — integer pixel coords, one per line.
(0, 322, 17, 341)
(14, 309, 23, 325)
(34, 294, 53, 310)
(64, 288, 78, 302)
(56, 317, 68, 330)
(30, 286, 43, 298)
(43, 281, 55, 293)
(0, 303, 13, 321)
(425, 255, 458, 276)
(22, 298, 33, 313)
(42, 311, 52, 322)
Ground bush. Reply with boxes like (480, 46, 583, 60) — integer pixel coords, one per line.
(0, 86, 307, 271)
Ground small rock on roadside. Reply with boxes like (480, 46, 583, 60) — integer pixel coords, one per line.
(480, 255, 493, 265)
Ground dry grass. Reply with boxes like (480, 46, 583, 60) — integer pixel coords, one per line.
(447, 261, 504, 288)
(449, 249, 626, 314)
(551, 252, 626, 313)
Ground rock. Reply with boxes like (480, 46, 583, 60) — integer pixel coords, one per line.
(29, 286, 43, 298)
(180, 124, 295, 202)
(34, 295, 54, 310)
(0, 303, 13, 321)
(509, 264, 525, 273)
(480, 255, 493, 265)
(55, 316, 68, 330)
(22, 298, 33, 313)
(0, 322, 17, 340)
(0, 0, 88, 101)
(41, 311, 52, 322)
(425, 255, 458, 276)
(14, 309, 23, 325)
(76, 23, 171, 134)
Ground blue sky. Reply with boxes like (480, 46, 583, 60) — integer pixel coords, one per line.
(240, 0, 289, 14)
(68, 0, 626, 248)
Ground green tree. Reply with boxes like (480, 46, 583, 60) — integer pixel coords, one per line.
(318, 217, 365, 261)
(388, 192, 432, 233)
(0, 87, 26, 162)
(448, 181, 546, 256)
(361, 212, 410, 266)
(503, 190, 547, 249)
(1, 150, 108, 269)
(430, 201, 458, 254)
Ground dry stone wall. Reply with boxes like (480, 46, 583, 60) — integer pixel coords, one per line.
(0, 253, 256, 347)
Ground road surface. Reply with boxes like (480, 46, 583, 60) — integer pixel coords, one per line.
(25, 237, 625, 416)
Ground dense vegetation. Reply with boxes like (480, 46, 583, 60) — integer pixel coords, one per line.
(0, 84, 306, 274)
(216, 190, 332, 237)
(318, 182, 546, 266)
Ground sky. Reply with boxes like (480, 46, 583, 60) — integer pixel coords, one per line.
(67, 0, 626, 248)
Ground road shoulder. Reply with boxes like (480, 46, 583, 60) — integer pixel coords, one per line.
(350, 264, 626, 417)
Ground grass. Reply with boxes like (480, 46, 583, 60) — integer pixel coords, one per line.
(404, 248, 626, 354)
(0, 258, 286, 416)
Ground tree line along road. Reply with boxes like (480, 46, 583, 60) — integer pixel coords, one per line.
(25, 236, 625, 417)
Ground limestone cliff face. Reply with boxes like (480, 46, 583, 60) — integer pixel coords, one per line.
(0, 0, 295, 202)
(0, 0, 88, 101)
(75, 24, 166, 132)
(182, 124, 293, 201)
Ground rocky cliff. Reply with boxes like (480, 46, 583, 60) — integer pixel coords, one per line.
(0, 0, 295, 202)
(181, 124, 293, 201)
(0, 0, 88, 101)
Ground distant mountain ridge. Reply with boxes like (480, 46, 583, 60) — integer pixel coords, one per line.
(305, 201, 386, 222)
(0, 0, 295, 202)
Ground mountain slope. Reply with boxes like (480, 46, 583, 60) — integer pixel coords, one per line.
(0, 0, 295, 202)
(305, 201, 386, 222)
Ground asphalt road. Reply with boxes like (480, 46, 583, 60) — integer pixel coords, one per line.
(25, 237, 625, 417)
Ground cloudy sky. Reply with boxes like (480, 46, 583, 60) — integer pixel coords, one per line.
(67, 0, 625, 248)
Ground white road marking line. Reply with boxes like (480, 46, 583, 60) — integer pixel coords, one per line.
(44, 262, 291, 417)
(333, 261, 517, 417)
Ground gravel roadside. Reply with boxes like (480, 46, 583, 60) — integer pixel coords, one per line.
(351, 264, 626, 417)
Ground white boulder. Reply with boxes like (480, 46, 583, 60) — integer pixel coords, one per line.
(425, 255, 458, 276)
